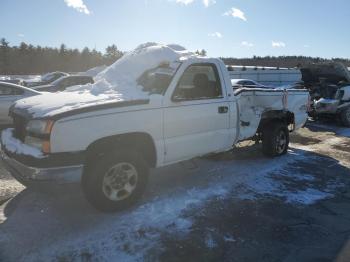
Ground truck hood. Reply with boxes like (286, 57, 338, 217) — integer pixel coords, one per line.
(301, 62, 350, 85)
(12, 91, 149, 120)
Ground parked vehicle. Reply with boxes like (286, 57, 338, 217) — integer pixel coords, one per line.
(301, 62, 350, 126)
(0, 54, 309, 212)
(0, 79, 22, 85)
(80, 65, 108, 77)
(231, 79, 269, 89)
(0, 82, 41, 126)
(22, 71, 69, 88)
(34, 75, 94, 92)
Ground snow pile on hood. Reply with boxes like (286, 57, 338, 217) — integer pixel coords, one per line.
(71, 42, 192, 96)
(14, 43, 194, 118)
(14, 91, 126, 118)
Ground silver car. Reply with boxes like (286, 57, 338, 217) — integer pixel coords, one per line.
(231, 79, 267, 89)
(0, 82, 41, 126)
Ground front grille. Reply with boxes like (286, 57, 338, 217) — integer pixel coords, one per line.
(12, 114, 27, 142)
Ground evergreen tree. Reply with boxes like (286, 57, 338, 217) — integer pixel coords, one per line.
(105, 44, 123, 64)
(0, 38, 10, 74)
(0, 37, 349, 75)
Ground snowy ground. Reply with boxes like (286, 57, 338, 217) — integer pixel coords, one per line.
(0, 122, 350, 262)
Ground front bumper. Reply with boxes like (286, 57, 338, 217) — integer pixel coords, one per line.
(0, 148, 83, 185)
(0, 130, 84, 185)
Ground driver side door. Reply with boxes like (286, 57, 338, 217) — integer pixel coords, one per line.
(163, 63, 231, 164)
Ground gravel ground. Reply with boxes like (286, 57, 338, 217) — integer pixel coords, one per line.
(0, 121, 350, 262)
(0, 161, 24, 206)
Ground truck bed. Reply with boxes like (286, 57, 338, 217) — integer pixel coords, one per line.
(234, 88, 309, 141)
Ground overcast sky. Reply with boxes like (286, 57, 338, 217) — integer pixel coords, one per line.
(1, 0, 349, 58)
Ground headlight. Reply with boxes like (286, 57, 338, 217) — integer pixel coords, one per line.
(25, 119, 54, 153)
(26, 119, 54, 135)
(24, 136, 45, 150)
(24, 135, 51, 153)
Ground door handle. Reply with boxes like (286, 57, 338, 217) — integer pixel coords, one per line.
(218, 106, 228, 114)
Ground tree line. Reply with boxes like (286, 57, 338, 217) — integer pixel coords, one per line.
(0, 38, 123, 75)
(1, 37, 350, 75)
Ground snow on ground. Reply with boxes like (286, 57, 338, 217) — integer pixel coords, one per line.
(13, 43, 195, 118)
(3, 145, 341, 262)
(0, 123, 348, 261)
(226, 151, 337, 205)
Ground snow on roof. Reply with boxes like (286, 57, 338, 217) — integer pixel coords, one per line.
(88, 42, 193, 95)
(14, 43, 195, 118)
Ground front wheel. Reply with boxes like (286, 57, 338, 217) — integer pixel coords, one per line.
(262, 122, 289, 157)
(340, 107, 350, 127)
(82, 150, 149, 212)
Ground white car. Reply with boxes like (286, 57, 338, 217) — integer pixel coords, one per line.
(0, 82, 41, 126)
(0, 44, 309, 212)
(22, 71, 69, 88)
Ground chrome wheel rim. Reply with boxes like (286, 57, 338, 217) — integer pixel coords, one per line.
(102, 162, 138, 201)
(275, 130, 287, 154)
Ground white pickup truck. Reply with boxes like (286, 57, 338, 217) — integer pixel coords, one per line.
(0, 44, 309, 212)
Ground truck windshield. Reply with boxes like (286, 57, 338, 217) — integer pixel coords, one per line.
(138, 61, 181, 94)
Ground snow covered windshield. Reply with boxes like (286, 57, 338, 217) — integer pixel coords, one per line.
(137, 61, 181, 94)
(67, 43, 193, 97)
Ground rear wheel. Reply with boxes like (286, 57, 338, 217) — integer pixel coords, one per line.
(262, 122, 289, 157)
(340, 107, 350, 127)
(82, 149, 149, 212)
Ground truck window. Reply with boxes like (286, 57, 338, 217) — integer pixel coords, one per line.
(172, 64, 222, 101)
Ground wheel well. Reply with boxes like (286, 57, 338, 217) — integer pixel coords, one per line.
(85, 132, 157, 168)
(257, 110, 295, 133)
